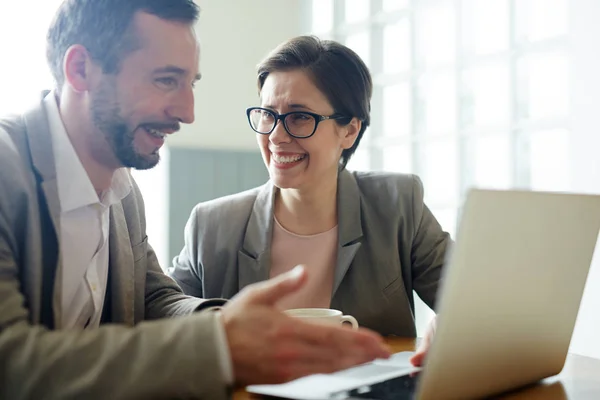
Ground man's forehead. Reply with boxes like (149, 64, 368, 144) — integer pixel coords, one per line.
(127, 11, 201, 74)
(132, 11, 200, 50)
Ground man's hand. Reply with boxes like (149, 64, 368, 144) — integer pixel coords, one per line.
(221, 266, 392, 386)
(410, 316, 437, 367)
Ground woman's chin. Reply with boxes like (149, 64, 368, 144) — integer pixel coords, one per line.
(272, 179, 297, 190)
(270, 173, 301, 190)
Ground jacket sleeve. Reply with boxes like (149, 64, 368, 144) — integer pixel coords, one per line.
(0, 211, 230, 400)
(169, 204, 207, 298)
(409, 175, 453, 311)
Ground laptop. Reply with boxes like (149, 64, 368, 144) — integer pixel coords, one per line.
(247, 189, 600, 400)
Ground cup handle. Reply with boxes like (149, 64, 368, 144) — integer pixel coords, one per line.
(341, 315, 359, 330)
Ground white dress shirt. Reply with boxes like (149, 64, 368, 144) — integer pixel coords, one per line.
(45, 92, 132, 330)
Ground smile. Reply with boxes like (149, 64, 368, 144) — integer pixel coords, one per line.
(146, 128, 167, 139)
(272, 153, 307, 164)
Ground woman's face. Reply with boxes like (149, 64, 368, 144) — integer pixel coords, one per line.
(256, 69, 360, 192)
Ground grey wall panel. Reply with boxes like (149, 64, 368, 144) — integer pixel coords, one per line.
(168, 148, 269, 262)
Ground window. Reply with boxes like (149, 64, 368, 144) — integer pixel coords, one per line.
(383, 19, 411, 74)
(311, 0, 334, 34)
(383, 83, 412, 137)
(462, 0, 509, 56)
(308, 0, 570, 336)
(416, 2, 456, 68)
(345, 31, 371, 67)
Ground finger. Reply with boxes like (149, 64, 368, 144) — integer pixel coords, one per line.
(416, 333, 431, 353)
(291, 321, 391, 360)
(242, 265, 308, 306)
(347, 328, 393, 360)
(280, 359, 361, 383)
(410, 328, 433, 367)
(270, 342, 353, 382)
(239, 329, 365, 385)
(410, 350, 426, 367)
(274, 342, 388, 383)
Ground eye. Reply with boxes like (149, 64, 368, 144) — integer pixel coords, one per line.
(260, 110, 275, 121)
(289, 113, 312, 123)
(156, 77, 178, 89)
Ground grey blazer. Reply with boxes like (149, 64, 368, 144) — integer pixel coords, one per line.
(0, 94, 229, 400)
(170, 169, 451, 336)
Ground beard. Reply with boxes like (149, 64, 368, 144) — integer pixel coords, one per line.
(90, 79, 178, 170)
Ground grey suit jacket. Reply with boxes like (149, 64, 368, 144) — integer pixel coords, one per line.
(0, 95, 229, 399)
(170, 169, 451, 336)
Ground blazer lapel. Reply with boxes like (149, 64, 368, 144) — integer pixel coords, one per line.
(23, 91, 63, 327)
(237, 172, 363, 296)
(238, 183, 276, 289)
(25, 92, 60, 231)
(108, 203, 135, 325)
(332, 170, 363, 297)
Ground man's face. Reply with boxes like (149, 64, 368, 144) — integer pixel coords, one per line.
(90, 12, 200, 170)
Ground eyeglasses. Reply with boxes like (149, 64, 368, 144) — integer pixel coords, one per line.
(246, 107, 349, 139)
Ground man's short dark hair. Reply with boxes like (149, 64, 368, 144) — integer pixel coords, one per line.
(47, 0, 200, 90)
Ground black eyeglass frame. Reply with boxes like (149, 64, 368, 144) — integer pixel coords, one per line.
(246, 106, 350, 139)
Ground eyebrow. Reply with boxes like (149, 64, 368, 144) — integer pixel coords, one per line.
(153, 65, 202, 81)
(263, 103, 315, 112)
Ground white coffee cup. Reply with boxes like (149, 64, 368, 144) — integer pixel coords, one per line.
(285, 308, 359, 330)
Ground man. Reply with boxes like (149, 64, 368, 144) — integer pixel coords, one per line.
(0, 1, 390, 398)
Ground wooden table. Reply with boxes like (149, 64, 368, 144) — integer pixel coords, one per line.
(235, 337, 600, 399)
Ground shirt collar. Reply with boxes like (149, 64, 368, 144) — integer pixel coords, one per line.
(44, 91, 132, 212)
(101, 168, 132, 206)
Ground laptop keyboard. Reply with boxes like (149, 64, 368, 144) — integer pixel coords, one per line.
(339, 373, 420, 400)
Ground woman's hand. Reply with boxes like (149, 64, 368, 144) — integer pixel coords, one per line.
(410, 316, 437, 367)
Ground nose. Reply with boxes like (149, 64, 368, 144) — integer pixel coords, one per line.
(269, 118, 293, 145)
(166, 87, 195, 124)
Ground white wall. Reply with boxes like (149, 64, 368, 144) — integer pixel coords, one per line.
(568, 0, 600, 360)
(131, 148, 170, 268)
(0, 1, 62, 115)
(168, 0, 305, 150)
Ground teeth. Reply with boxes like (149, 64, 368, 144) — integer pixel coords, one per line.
(273, 154, 306, 163)
(147, 128, 166, 139)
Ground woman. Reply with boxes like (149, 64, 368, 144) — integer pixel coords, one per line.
(169, 36, 451, 336)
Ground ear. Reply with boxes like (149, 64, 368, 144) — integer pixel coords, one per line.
(62, 45, 101, 93)
(340, 117, 362, 150)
